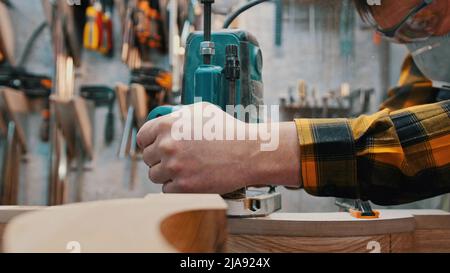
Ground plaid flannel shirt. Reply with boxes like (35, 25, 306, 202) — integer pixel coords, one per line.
(295, 56, 450, 205)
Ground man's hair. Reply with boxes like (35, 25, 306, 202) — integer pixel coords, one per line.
(353, 0, 371, 21)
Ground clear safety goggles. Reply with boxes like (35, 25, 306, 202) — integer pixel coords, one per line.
(366, 0, 448, 43)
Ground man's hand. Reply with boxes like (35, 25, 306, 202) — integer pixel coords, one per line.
(136, 102, 301, 194)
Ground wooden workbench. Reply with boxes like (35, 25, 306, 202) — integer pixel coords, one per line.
(1, 195, 450, 253)
(228, 210, 450, 253)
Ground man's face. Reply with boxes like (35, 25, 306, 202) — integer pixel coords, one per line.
(371, 0, 450, 37)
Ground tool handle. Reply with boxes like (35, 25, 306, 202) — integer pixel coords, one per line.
(147, 105, 181, 121)
(104, 107, 115, 145)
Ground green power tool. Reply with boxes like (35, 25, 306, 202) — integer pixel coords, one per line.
(148, 0, 281, 217)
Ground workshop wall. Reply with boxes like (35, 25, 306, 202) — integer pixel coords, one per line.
(10, 1, 446, 212)
(73, 3, 158, 202)
(10, 0, 162, 205)
(241, 1, 381, 108)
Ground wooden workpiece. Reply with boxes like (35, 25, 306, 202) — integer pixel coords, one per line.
(0, 206, 43, 252)
(1, 194, 227, 253)
(1, 196, 450, 253)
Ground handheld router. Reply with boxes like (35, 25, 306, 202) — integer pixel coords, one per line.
(148, 0, 281, 217)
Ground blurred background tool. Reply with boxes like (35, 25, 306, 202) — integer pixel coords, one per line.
(0, 88, 29, 205)
(280, 79, 375, 120)
(83, 2, 102, 51)
(0, 0, 15, 66)
(82, 0, 114, 57)
(46, 0, 92, 206)
(80, 85, 116, 145)
(98, 0, 114, 57)
(129, 67, 172, 111)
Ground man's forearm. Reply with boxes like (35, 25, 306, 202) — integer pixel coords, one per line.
(246, 122, 302, 189)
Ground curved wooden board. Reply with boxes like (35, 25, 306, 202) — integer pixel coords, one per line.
(0, 2, 15, 65)
(0, 206, 43, 224)
(2, 194, 227, 253)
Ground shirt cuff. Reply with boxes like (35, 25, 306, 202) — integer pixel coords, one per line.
(294, 118, 358, 198)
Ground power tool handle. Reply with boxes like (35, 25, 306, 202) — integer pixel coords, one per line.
(147, 105, 181, 121)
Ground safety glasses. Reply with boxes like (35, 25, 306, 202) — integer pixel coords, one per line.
(366, 0, 447, 43)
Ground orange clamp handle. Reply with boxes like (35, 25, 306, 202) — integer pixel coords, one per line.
(349, 209, 380, 219)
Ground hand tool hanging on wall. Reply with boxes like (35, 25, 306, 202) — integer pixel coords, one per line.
(0, 18, 52, 141)
(133, 0, 164, 61)
(153, 0, 167, 53)
(0, 44, 4, 63)
(169, 0, 181, 94)
(98, 0, 114, 57)
(83, 0, 114, 56)
(0, 0, 15, 66)
(80, 85, 116, 145)
(0, 22, 51, 93)
(0, 67, 52, 98)
(0, 88, 30, 205)
(298, 80, 309, 107)
(83, 1, 103, 51)
(129, 67, 172, 112)
(46, 0, 89, 205)
(134, 1, 152, 53)
(339, 0, 355, 59)
(122, 0, 141, 69)
(0, 1, 35, 200)
(83, 0, 108, 51)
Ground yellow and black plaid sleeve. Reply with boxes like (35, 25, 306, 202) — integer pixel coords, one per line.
(294, 55, 449, 205)
(381, 55, 441, 111)
(295, 99, 450, 205)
